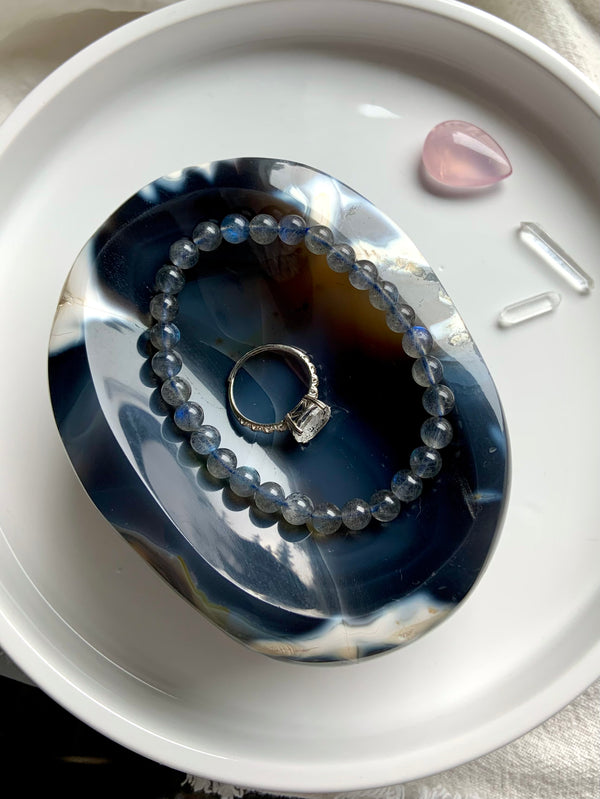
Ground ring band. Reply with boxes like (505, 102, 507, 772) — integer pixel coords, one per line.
(227, 344, 331, 443)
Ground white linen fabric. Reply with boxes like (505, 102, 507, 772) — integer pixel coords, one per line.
(469, 0, 600, 84)
(0, 1, 598, 798)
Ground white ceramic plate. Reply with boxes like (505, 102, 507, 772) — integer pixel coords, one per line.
(0, 0, 599, 792)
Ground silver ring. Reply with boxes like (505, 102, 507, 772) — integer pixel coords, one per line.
(227, 344, 331, 443)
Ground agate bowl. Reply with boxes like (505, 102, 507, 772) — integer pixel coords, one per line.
(48, 157, 509, 662)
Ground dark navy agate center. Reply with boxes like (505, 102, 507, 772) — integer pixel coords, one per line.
(48, 158, 509, 663)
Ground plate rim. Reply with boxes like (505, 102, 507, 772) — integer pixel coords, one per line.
(1, 0, 599, 155)
(0, 0, 599, 792)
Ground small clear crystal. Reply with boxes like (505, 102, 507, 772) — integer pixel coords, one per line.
(285, 396, 331, 443)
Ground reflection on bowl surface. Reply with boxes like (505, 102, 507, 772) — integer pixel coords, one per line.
(48, 158, 508, 663)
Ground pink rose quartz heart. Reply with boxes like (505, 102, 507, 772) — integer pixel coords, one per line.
(422, 120, 512, 188)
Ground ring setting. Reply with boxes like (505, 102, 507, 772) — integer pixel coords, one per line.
(227, 344, 331, 444)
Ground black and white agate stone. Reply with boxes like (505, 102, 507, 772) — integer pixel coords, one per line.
(48, 158, 509, 663)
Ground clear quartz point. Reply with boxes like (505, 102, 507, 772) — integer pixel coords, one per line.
(519, 222, 593, 294)
(498, 291, 561, 328)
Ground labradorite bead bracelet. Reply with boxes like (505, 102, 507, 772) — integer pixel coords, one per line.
(146, 212, 455, 535)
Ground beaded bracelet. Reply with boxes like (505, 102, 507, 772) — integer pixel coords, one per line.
(146, 212, 455, 535)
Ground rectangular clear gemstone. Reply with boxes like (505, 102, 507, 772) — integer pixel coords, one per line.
(286, 397, 331, 443)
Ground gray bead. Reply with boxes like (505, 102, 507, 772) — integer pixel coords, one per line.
(154, 264, 185, 294)
(412, 355, 444, 387)
(173, 401, 204, 432)
(192, 220, 222, 251)
(190, 425, 221, 455)
(410, 446, 442, 479)
(282, 492, 314, 526)
(370, 490, 402, 522)
(221, 213, 249, 244)
(149, 293, 178, 322)
(391, 469, 422, 502)
(349, 259, 378, 289)
(229, 466, 261, 497)
(278, 214, 306, 246)
(310, 503, 342, 535)
(254, 481, 285, 514)
(326, 243, 356, 273)
(206, 448, 237, 479)
(369, 280, 400, 311)
(160, 376, 191, 407)
(341, 498, 371, 531)
(305, 225, 334, 254)
(420, 417, 453, 449)
(386, 303, 416, 333)
(422, 384, 455, 417)
(151, 349, 182, 379)
(402, 325, 433, 358)
(169, 238, 199, 269)
(249, 214, 279, 245)
(149, 321, 180, 351)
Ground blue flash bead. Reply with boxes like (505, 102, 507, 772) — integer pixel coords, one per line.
(254, 481, 285, 514)
(149, 322, 180, 351)
(370, 490, 402, 522)
(151, 350, 182, 380)
(149, 293, 178, 322)
(173, 401, 205, 432)
(310, 503, 342, 535)
(160, 376, 191, 407)
(326, 243, 356, 273)
(192, 220, 222, 251)
(154, 265, 186, 294)
(412, 355, 444, 387)
(369, 280, 400, 311)
(403, 325, 434, 358)
(206, 448, 237, 479)
(391, 469, 423, 502)
(190, 425, 221, 455)
(341, 498, 372, 531)
(386, 303, 416, 333)
(229, 466, 261, 498)
(420, 416, 453, 449)
(249, 213, 279, 245)
(282, 493, 314, 526)
(410, 446, 442, 479)
(305, 225, 334, 254)
(422, 384, 455, 416)
(221, 213, 250, 244)
(349, 259, 378, 289)
(278, 214, 306, 246)
(169, 238, 199, 269)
